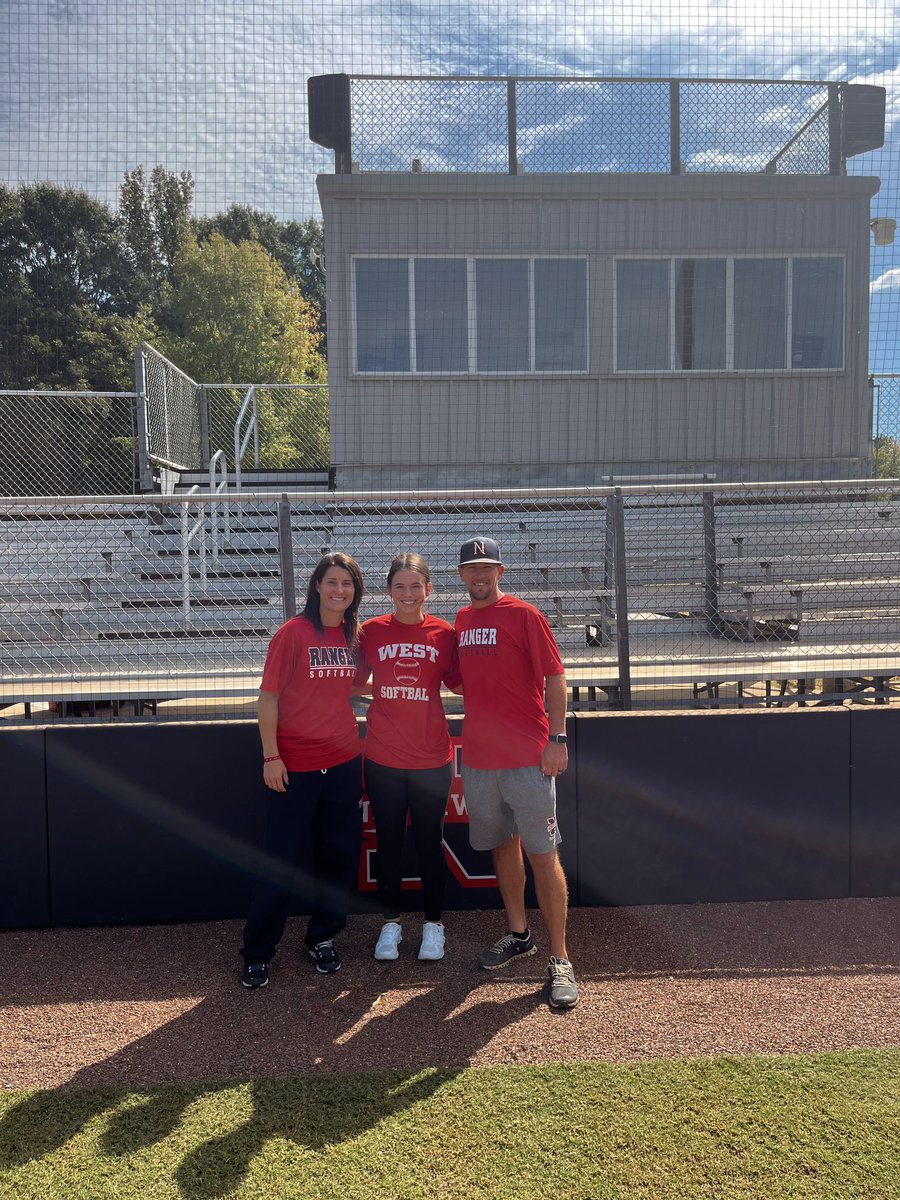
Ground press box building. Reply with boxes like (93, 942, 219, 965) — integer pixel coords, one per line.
(311, 76, 886, 489)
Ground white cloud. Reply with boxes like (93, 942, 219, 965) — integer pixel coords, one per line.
(0, 0, 897, 222)
(872, 268, 900, 294)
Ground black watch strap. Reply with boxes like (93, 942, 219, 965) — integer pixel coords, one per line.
(548, 734, 568, 744)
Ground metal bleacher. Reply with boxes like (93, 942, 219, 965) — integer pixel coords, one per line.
(3, 482, 900, 719)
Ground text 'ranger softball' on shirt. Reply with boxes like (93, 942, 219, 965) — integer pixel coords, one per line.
(455, 594, 564, 770)
(260, 616, 360, 772)
(355, 612, 462, 770)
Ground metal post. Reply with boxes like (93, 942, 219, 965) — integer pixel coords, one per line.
(702, 490, 718, 632)
(181, 501, 191, 623)
(133, 346, 153, 492)
(277, 494, 297, 620)
(828, 82, 842, 175)
(611, 489, 632, 710)
(158, 360, 171, 464)
(669, 82, 682, 175)
(507, 79, 518, 176)
(252, 388, 260, 467)
(199, 384, 211, 469)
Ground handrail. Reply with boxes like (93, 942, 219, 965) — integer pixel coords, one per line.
(234, 385, 260, 492)
(5, 477, 900, 508)
(180, 486, 208, 622)
(208, 449, 230, 561)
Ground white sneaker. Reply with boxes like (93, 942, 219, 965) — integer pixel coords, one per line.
(418, 921, 445, 961)
(374, 921, 402, 960)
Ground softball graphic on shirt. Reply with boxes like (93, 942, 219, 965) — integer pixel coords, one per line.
(393, 656, 422, 686)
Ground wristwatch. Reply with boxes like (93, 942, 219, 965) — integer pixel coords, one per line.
(548, 734, 568, 744)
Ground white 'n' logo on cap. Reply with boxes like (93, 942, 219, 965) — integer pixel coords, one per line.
(474, 540, 485, 556)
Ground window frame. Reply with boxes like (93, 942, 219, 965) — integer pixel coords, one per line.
(351, 253, 590, 377)
(613, 253, 845, 374)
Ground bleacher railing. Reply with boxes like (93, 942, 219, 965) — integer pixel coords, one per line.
(203, 383, 330, 474)
(312, 75, 883, 176)
(3, 478, 900, 723)
(134, 343, 203, 486)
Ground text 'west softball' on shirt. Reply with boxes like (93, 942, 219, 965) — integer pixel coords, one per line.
(455, 594, 564, 770)
(355, 612, 461, 769)
(260, 616, 360, 772)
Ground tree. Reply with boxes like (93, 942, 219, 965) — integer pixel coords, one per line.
(163, 234, 328, 469)
(120, 164, 194, 294)
(164, 233, 324, 381)
(193, 207, 326, 349)
(873, 435, 900, 478)
(0, 181, 155, 391)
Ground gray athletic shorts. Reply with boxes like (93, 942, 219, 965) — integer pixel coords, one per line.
(461, 764, 561, 856)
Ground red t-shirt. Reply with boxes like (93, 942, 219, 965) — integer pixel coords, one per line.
(455, 594, 564, 770)
(260, 616, 360, 772)
(355, 613, 461, 769)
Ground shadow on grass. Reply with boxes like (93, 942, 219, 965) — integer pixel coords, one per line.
(172, 1069, 457, 1199)
(0, 976, 538, 1199)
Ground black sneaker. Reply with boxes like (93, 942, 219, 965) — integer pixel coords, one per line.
(241, 962, 269, 989)
(478, 930, 536, 970)
(308, 939, 341, 974)
(547, 957, 579, 1009)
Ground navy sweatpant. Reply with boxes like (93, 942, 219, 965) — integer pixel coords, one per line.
(241, 755, 362, 963)
(363, 758, 451, 923)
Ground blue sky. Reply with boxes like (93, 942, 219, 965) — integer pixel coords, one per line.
(0, 0, 897, 369)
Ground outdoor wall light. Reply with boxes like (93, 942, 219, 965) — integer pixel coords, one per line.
(870, 217, 897, 246)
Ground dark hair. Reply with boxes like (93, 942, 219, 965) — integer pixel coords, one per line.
(301, 552, 364, 649)
(386, 552, 432, 588)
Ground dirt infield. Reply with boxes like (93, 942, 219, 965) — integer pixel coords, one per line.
(3, 898, 899, 1091)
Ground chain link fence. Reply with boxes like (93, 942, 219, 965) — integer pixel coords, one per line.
(136, 344, 203, 477)
(679, 83, 831, 174)
(3, 377, 898, 497)
(204, 384, 330, 472)
(4, 479, 900, 723)
(348, 77, 835, 175)
(0, 361, 330, 496)
(873, 375, 900, 476)
(0, 392, 138, 496)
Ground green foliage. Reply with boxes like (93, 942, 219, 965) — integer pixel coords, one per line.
(194, 209, 326, 353)
(162, 234, 328, 470)
(1, 1050, 900, 1199)
(0, 394, 137, 494)
(0, 174, 330, 486)
(872, 434, 900, 479)
(0, 182, 156, 391)
(194, 208, 324, 307)
(163, 234, 325, 385)
(120, 165, 195, 293)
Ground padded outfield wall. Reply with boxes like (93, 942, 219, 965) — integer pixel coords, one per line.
(3, 708, 898, 929)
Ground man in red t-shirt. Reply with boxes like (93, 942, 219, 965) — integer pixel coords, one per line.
(455, 537, 578, 1010)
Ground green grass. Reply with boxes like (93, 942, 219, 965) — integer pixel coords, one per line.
(2, 1049, 899, 1200)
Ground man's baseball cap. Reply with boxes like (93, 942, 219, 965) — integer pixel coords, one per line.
(459, 537, 503, 566)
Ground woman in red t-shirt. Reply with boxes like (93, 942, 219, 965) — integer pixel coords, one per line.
(240, 552, 364, 988)
(354, 553, 461, 962)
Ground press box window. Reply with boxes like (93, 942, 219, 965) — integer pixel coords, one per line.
(354, 256, 588, 374)
(615, 256, 844, 372)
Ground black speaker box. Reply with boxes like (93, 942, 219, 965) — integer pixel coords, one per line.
(842, 84, 885, 158)
(308, 73, 351, 152)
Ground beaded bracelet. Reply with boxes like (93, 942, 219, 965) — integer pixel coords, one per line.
(263, 755, 283, 763)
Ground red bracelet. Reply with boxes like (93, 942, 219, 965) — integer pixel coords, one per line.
(263, 755, 282, 763)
